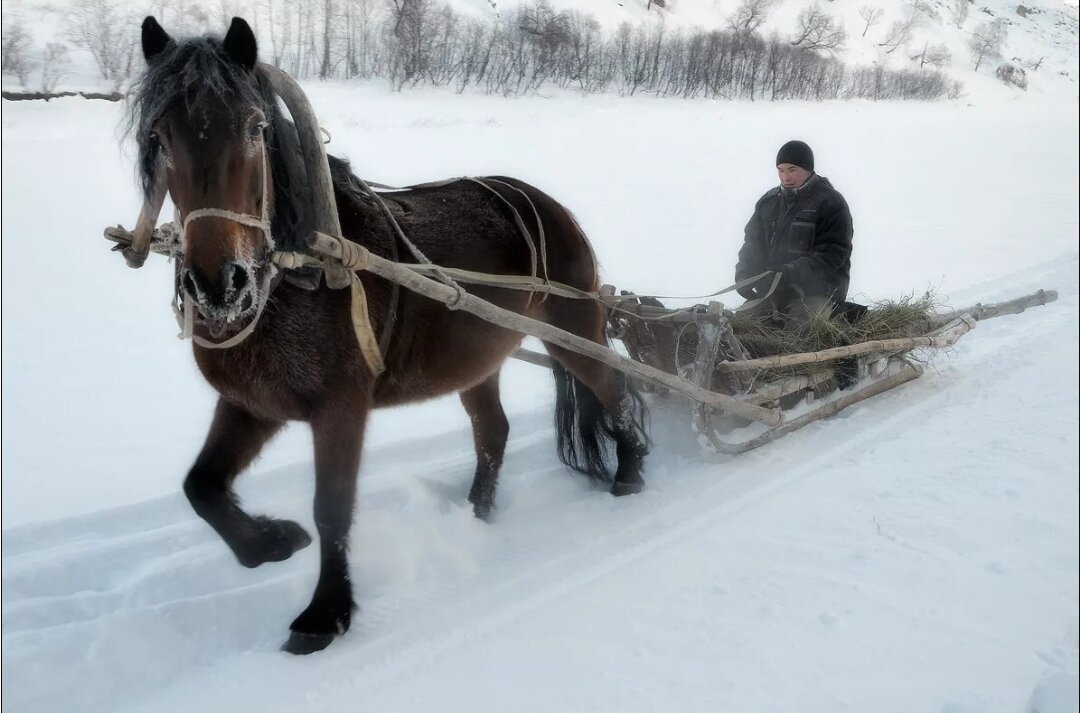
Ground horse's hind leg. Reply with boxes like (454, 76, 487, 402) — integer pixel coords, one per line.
(185, 398, 311, 568)
(459, 371, 509, 520)
(284, 394, 369, 655)
(542, 302, 649, 496)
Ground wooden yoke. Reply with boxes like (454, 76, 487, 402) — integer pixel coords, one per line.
(259, 63, 351, 290)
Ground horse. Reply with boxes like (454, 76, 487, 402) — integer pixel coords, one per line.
(127, 15, 649, 654)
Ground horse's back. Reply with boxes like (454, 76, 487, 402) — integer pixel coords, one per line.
(361, 176, 599, 291)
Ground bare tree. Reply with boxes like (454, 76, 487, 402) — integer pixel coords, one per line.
(791, 4, 846, 54)
(258, 0, 288, 67)
(878, 8, 922, 55)
(923, 43, 951, 68)
(385, 0, 438, 88)
(726, 0, 776, 36)
(1, 17, 32, 86)
(316, 0, 337, 79)
(342, 0, 380, 78)
(968, 18, 1006, 71)
(950, 0, 970, 29)
(175, 2, 213, 35)
(911, 40, 950, 68)
(858, 6, 883, 37)
(39, 43, 71, 93)
(64, 0, 136, 84)
(216, 0, 248, 27)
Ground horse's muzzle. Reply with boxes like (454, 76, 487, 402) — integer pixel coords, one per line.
(181, 260, 258, 333)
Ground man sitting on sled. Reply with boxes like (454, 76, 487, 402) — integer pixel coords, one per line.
(736, 140, 854, 327)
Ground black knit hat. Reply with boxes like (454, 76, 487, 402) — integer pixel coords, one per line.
(776, 140, 814, 172)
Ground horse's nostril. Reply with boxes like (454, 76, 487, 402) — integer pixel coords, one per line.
(224, 262, 250, 295)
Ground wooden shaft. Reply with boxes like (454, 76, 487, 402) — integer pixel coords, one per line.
(714, 317, 975, 373)
(744, 369, 834, 405)
(933, 289, 1059, 325)
(259, 63, 351, 290)
(307, 232, 783, 426)
(123, 173, 168, 269)
(512, 347, 556, 369)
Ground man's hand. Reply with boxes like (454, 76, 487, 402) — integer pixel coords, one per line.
(737, 271, 777, 301)
(737, 284, 760, 301)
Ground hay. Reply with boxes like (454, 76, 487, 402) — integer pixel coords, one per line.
(674, 291, 945, 383)
(729, 291, 941, 359)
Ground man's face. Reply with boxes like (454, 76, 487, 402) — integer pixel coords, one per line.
(777, 163, 811, 190)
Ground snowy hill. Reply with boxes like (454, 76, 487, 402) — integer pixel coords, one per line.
(2, 0, 1078, 99)
(460, 0, 1080, 97)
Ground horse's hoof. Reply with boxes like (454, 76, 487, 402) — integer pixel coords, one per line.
(610, 480, 644, 497)
(471, 501, 494, 522)
(281, 632, 335, 655)
(238, 518, 312, 568)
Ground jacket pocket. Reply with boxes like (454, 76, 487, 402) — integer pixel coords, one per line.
(789, 220, 816, 252)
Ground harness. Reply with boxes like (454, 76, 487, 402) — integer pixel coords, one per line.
(165, 130, 554, 378)
(160, 135, 781, 375)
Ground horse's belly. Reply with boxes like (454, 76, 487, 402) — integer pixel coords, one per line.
(372, 323, 526, 408)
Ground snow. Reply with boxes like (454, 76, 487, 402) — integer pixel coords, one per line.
(2, 77, 1079, 712)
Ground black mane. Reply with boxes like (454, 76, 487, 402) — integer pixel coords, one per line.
(125, 35, 321, 253)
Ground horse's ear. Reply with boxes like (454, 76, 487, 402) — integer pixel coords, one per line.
(141, 16, 173, 64)
(223, 17, 258, 71)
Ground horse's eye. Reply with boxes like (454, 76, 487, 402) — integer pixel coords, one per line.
(249, 121, 268, 139)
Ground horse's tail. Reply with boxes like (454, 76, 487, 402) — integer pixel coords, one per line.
(552, 361, 649, 484)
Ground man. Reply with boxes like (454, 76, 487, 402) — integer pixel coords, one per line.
(736, 140, 853, 325)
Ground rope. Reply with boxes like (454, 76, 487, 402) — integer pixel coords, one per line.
(463, 177, 549, 307)
(351, 174, 469, 309)
(349, 272, 386, 374)
(356, 176, 553, 310)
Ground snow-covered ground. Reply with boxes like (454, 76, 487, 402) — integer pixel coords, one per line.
(2, 82, 1078, 711)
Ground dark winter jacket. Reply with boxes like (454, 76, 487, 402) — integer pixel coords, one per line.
(735, 174, 853, 303)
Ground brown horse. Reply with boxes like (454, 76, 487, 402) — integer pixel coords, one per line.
(128, 16, 649, 654)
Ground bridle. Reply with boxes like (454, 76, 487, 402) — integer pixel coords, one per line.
(172, 123, 279, 350)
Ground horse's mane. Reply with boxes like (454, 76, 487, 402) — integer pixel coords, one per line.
(125, 35, 364, 253)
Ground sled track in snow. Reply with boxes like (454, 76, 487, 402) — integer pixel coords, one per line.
(2, 265, 1076, 713)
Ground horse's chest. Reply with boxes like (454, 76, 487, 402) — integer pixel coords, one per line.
(194, 345, 317, 422)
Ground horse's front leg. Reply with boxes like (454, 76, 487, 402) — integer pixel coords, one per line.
(185, 398, 312, 567)
(283, 394, 369, 655)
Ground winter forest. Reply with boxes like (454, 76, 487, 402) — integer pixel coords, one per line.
(4, 0, 1053, 100)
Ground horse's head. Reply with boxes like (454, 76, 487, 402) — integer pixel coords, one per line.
(134, 16, 276, 336)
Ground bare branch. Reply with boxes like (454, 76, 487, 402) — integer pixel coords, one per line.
(858, 6, 883, 37)
(791, 4, 847, 54)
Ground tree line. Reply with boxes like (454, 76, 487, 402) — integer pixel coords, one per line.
(1, 0, 988, 101)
